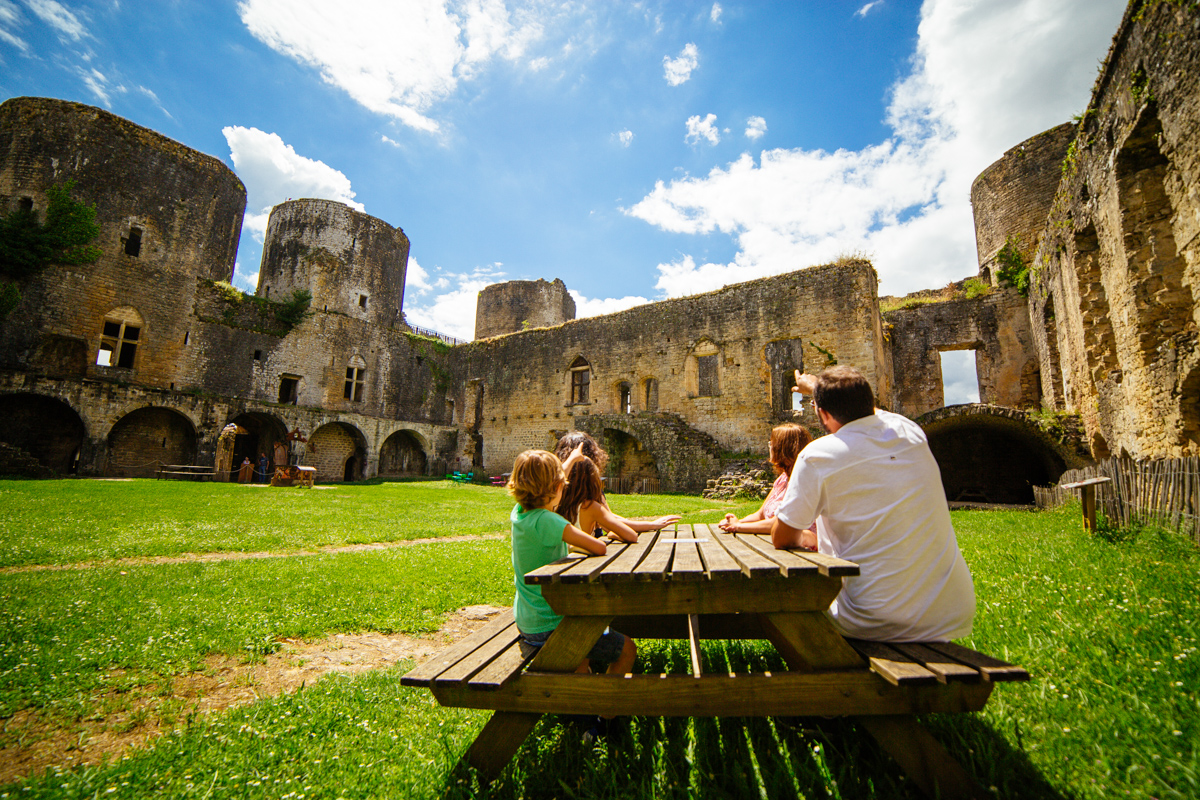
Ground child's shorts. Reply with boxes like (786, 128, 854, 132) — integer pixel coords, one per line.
(518, 627, 627, 667)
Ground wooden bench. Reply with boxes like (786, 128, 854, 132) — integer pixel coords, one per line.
(156, 464, 215, 481)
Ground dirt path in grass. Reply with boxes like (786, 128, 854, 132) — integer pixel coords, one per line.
(0, 533, 509, 575)
(0, 604, 509, 786)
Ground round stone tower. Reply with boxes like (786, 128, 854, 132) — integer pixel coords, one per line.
(474, 278, 576, 340)
(0, 96, 246, 388)
(970, 122, 1076, 282)
(257, 199, 409, 328)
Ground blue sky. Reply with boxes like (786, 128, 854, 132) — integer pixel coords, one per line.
(2, 0, 1127, 390)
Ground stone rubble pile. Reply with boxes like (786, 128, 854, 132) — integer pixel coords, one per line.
(703, 460, 774, 501)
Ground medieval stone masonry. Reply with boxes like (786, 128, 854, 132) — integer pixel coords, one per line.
(0, 1, 1196, 502)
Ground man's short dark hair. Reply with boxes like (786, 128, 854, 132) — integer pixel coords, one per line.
(814, 366, 875, 425)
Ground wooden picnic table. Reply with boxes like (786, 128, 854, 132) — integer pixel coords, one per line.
(404, 523, 1027, 798)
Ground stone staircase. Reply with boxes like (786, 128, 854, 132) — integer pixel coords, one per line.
(574, 412, 724, 493)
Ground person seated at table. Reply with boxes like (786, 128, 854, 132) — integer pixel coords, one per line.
(554, 432, 680, 542)
(507, 447, 638, 681)
(719, 422, 812, 536)
(771, 366, 975, 643)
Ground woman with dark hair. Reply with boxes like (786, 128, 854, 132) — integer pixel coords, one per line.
(554, 432, 680, 542)
(719, 423, 812, 534)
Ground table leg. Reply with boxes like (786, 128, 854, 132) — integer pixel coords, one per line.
(1081, 485, 1097, 534)
(465, 711, 543, 782)
(858, 715, 987, 800)
(759, 612, 863, 670)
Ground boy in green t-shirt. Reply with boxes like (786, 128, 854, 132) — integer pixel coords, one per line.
(508, 448, 638, 700)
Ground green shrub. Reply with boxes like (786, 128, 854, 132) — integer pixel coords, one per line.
(274, 288, 313, 327)
(0, 181, 101, 279)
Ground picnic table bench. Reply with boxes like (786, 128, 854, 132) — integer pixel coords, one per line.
(402, 524, 1028, 798)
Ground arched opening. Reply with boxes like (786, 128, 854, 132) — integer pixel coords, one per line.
(0, 393, 86, 474)
(378, 430, 428, 476)
(227, 412, 289, 481)
(601, 428, 660, 494)
(617, 382, 632, 414)
(568, 356, 591, 406)
(306, 422, 368, 483)
(642, 378, 658, 412)
(107, 407, 197, 477)
(923, 413, 1067, 504)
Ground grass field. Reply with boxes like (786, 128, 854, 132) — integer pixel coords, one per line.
(0, 479, 1196, 799)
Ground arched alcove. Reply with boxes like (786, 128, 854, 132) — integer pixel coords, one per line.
(306, 422, 368, 482)
(227, 412, 289, 475)
(0, 393, 86, 474)
(378, 430, 428, 476)
(107, 407, 197, 477)
(602, 427, 659, 494)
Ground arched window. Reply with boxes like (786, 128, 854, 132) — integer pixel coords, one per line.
(96, 307, 144, 369)
(569, 356, 591, 405)
(643, 378, 659, 411)
(618, 381, 632, 413)
(344, 355, 366, 402)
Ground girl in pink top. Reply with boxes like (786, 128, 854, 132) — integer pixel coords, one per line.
(720, 423, 811, 534)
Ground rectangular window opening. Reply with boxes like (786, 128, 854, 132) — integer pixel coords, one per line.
(279, 376, 300, 405)
(358, 294, 368, 309)
(940, 350, 980, 405)
(125, 227, 142, 257)
(253, 349, 262, 361)
(697, 354, 719, 397)
(571, 369, 590, 405)
(344, 367, 365, 402)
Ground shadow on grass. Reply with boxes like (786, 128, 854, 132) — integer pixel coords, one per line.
(438, 640, 1067, 800)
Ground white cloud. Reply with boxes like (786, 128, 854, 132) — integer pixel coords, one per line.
(710, 3, 722, 23)
(237, 0, 552, 133)
(24, 0, 85, 40)
(617, 129, 633, 147)
(0, 0, 29, 51)
(684, 113, 719, 146)
(940, 350, 980, 404)
(233, 265, 260, 293)
(222, 125, 364, 245)
(856, 1, 884, 17)
(626, 0, 1127, 298)
(571, 291, 651, 319)
(663, 42, 698, 86)
(402, 262, 506, 341)
(381, 134, 400, 147)
(80, 67, 113, 106)
(745, 116, 767, 140)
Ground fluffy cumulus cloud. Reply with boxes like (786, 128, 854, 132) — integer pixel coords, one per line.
(663, 42, 698, 86)
(710, 3, 722, 23)
(401, 260, 506, 341)
(571, 291, 652, 319)
(627, 0, 1127, 298)
(237, 0, 549, 133)
(223, 126, 363, 290)
(744, 115, 767, 140)
(685, 113, 719, 145)
(617, 129, 634, 147)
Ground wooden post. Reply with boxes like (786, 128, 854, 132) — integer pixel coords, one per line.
(1060, 476, 1111, 534)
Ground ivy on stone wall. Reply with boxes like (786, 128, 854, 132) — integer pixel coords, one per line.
(995, 235, 1031, 296)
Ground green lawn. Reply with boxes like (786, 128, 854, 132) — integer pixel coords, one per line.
(0, 480, 1195, 799)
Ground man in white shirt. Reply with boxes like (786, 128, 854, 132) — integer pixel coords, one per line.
(772, 366, 975, 642)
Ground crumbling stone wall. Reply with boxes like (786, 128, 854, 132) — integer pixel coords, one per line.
(0, 97, 246, 392)
(449, 261, 888, 478)
(574, 412, 724, 493)
(885, 283, 1038, 417)
(475, 278, 576, 339)
(1028, 1, 1200, 459)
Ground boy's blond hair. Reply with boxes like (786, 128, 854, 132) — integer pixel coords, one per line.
(507, 449, 565, 511)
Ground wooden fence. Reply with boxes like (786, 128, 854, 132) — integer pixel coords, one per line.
(1033, 456, 1200, 544)
(606, 475, 661, 495)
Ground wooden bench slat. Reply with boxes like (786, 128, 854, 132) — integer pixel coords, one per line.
(693, 524, 747, 579)
(845, 639, 939, 686)
(739, 534, 820, 577)
(596, 532, 658, 583)
(468, 638, 534, 690)
(712, 531, 782, 578)
(633, 530, 675, 580)
(786, 546, 860, 577)
(400, 610, 517, 687)
(524, 554, 588, 585)
(889, 643, 981, 684)
(670, 525, 707, 582)
(433, 623, 524, 686)
(556, 542, 630, 583)
(923, 641, 1031, 682)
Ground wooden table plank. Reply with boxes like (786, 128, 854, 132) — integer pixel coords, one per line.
(846, 639, 939, 686)
(434, 624, 523, 686)
(786, 547, 860, 577)
(596, 531, 658, 583)
(670, 525, 707, 582)
(633, 529, 675, 580)
(542, 575, 842, 616)
(739, 534, 820, 577)
(923, 641, 1031, 682)
(712, 530, 783, 577)
(890, 643, 981, 684)
(524, 554, 589, 585)
(692, 524, 746, 579)
(556, 542, 630, 583)
(469, 638, 534, 690)
(401, 612, 517, 687)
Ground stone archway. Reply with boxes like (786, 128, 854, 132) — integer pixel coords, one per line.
(601, 427, 660, 493)
(306, 422, 368, 482)
(226, 412, 289, 481)
(107, 407, 198, 477)
(0, 392, 86, 474)
(917, 405, 1088, 504)
(378, 430, 428, 476)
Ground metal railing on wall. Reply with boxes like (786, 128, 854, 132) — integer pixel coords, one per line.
(1034, 455, 1200, 544)
(406, 324, 467, 347)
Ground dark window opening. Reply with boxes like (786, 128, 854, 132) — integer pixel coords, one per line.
(697, 354, 718, 396)
(253, 349, 262, 361)
(358, 294, 368, 309)
(97, 319, 140, 368)
(18, 197, 33, 213)
(619, 382, 632, 413)
(344, 366, 365, 402)
(183, 331, 190, 346)
(124, 227, 142, 257)
(570, 357, 590, 405)
(279, 376, 299, 405)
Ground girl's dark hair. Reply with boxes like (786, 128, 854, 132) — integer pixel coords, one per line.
(769, 423, 811, 476)
(557, 456, 605, 524)
(554, 431, 609, 473)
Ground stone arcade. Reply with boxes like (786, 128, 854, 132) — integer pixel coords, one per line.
(1, 3, 1196, 502)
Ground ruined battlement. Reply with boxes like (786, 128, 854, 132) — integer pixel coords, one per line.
(474, 278, 575, 340)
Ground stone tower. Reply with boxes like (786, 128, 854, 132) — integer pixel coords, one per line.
(474, 278, 576, 340)
(257, 199, 410, 329)
(0, 96, 246, 389)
